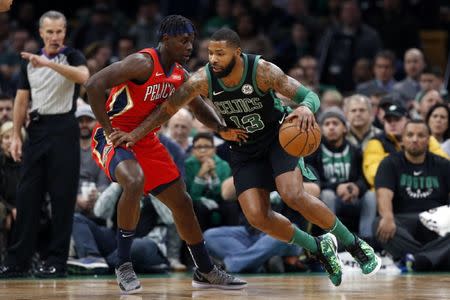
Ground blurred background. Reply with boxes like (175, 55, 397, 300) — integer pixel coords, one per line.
(0, 0, 449, 277)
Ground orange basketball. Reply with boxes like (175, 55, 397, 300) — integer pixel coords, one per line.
(279, 119, 321, 157)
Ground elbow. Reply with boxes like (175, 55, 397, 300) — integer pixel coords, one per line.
(84, 76, 98, 93)
(78, 71, 90, 85)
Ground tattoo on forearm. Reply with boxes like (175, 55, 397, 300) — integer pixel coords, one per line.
(167, 85, 195, 114)
(190, 98, 222, 131)
(133, 68, 209, 139)
(167, 70, 209, 111)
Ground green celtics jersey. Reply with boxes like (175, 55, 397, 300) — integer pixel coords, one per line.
(206, 53, 287, 152)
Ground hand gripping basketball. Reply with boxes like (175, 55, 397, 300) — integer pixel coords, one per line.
(279, 118, 321, 157)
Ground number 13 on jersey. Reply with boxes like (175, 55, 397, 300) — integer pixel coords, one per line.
(229, 113, 265, 133)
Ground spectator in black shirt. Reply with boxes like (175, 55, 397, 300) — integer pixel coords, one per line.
(374, 120, 450, 271)
(317, 0, 382, 92)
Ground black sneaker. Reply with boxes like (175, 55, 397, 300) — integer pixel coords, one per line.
(192, 265, 247, 290)
(0, 265, 31, 279)
(34, 264, 67, 278)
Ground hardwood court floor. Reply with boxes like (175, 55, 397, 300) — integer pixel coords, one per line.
(0, 273, 449, 300)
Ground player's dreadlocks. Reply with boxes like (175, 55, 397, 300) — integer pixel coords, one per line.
(157, 15, 196, 41)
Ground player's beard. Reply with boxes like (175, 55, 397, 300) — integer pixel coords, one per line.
(213, 56, 236, 78)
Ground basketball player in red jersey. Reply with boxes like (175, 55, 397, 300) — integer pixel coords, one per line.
(85, 16, 247, 294)
(110, 28, 382, 288)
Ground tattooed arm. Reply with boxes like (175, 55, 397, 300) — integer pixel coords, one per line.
(186, 95, 248, 143)
(109, 67, 248, 147)
(188, 96, 226, 132)
(255, 59, 320, 131)
(256, 59, 301, 99)
(137, 68, 208, 137)
(182, 67, 224, 132)
(109, 67, 208, 147)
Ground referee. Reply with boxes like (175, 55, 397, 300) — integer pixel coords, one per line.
(0, 11, 89, 278)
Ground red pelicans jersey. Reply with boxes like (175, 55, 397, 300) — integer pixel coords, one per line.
(105, 48, 186, 133)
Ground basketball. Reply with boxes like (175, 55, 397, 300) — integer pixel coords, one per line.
(279, 119, 321, 157)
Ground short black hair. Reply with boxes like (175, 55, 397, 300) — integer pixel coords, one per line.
(157, 15, 196, 41)
(193, 132, 214, 146)
(0, 94, 12, 101)
(374, 50, 396, 66)
(211, 28, 241, 48)
(118, 35, 136, 46)
(421, 65, 442, 77)
(404, 119, 431, 135)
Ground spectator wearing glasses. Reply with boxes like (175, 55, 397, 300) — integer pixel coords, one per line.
(185, 132, 239, 230)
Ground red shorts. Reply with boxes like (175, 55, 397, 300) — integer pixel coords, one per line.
(91, 126, 180, 194)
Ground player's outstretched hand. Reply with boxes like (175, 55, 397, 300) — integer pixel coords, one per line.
(109, 130, 139, 148)
(286, 106, 315, 132)
(218, 127, 248, 142)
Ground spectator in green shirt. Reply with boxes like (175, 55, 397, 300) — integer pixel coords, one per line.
(185, 132, 239, 230)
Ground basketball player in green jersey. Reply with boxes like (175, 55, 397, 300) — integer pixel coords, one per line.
(110, 28, 381, 286)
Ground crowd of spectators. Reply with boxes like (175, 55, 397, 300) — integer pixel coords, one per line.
(0, 0, 449, 276)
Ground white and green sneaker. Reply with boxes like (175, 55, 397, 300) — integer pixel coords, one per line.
(345, 236, 381, 276)
(315, 233, 343, 286)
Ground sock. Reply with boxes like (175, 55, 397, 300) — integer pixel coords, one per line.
(289, 225, 318, 253)
(116, 228, 135, 267)
(187, 241, 214, 273)
(327, 218, 356, 247)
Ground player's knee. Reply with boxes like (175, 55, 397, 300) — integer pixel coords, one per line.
(180, 193, 194, 209)
(168, 191, 194, 215)
(246, 211, 271, 231)
(122, 175, 145, 193)
(278, 187, 305, 208)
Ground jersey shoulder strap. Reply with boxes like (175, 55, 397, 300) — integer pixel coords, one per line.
(205, 62, 218, 100)
(246, 54, 267, 96)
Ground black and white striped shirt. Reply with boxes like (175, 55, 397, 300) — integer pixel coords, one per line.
(18, 47, 86, 115)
